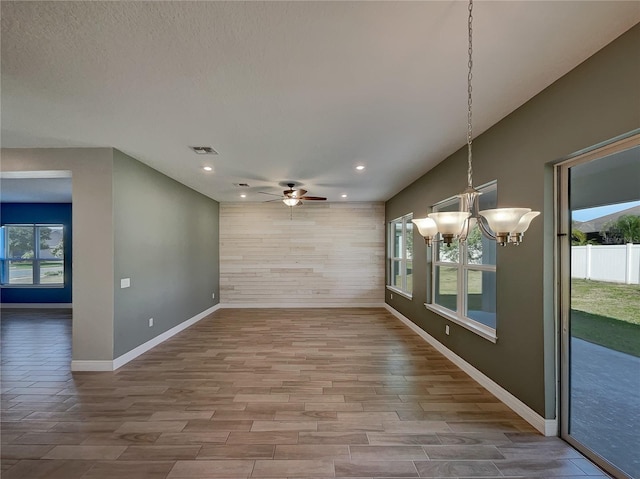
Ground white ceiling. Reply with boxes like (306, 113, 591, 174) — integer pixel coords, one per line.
(2, 1, 638, 203)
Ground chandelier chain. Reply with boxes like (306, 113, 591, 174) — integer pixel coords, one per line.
(467, 0, 474, 188)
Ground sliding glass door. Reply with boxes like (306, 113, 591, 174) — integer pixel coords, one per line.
(558, 135, 640, 479)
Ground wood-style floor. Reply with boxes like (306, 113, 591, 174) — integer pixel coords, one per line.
(1, 308, 607, 479)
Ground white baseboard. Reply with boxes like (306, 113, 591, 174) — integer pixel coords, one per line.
(220, 302, 386, 309)
(71, 303, 222, 372)
(1, 303, 72, 309)
(112, 303, 222, 370)
(70, 360, 113, 372)
(384, 304, 557, 436)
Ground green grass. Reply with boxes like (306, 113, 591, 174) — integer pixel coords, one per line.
(571, 279, 640, 357)
(571, 279, 640, 326)
(571, 310, 640, 357)
(9, 262, 32, 269)
(433, 268, 489, 312)
(393, 274, 413, 293)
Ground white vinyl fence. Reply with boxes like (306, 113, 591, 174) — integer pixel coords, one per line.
(572, 244, 640, 284)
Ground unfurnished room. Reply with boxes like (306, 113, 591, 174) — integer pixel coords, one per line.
(1, 2, 639, 479)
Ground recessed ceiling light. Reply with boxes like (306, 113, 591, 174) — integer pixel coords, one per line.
(240, 194, 247, 198)
(341, 194, 348, 198)
(355, 165, 365, 171)
(202, 166, 213, 172)
(189, 146, 218, 155)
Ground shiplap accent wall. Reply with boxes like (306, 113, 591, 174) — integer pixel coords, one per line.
(220, 202, 385, 305)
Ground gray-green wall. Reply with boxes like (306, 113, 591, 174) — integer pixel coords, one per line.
(385, 24, 640, 419)
(113, 150, 219, 357)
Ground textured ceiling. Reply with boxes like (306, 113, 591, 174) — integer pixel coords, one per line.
(2, 1, 638, 203)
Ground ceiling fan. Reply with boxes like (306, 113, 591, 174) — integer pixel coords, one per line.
(259, 183, 327, 206)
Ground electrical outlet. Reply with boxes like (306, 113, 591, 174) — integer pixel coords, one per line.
(148, 318, 154, 327)
(390, 293, 393, 299)
(445, 325, 450, 335)
(212, 292, 215, 299)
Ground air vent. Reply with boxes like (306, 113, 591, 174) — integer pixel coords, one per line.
(189, 146, 218, 155)
(234, 183, 250, 188)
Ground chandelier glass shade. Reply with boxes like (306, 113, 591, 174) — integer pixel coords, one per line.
(413, 0, 538, 248)
(427, 212, 471, 245)
(411, 217, 438, 246)
(509, 211, 541, 244)
(479, 208, 531, 245)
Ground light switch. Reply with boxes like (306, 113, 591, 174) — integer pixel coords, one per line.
(120, 278, 131, 289)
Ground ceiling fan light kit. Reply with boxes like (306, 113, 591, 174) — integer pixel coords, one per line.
(413, 0, 539, 248)
(283, 198, 301, 207)
(258, 183, 327, 208)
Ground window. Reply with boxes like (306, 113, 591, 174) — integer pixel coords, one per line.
(429, 182, 497, 340)
(1, 225, 65, 286)
(388, 213, 413, 297)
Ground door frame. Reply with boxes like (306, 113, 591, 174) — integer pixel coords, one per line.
(555, 131, 639, 479)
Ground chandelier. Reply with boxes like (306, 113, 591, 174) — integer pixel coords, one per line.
(413, 0, 539, 247)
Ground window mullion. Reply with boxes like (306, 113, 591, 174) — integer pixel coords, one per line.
(400, 220, 405, 291)
(402, 218, 407, 291)
(32, 226, 38, 284)
(459, 240, 465, 319)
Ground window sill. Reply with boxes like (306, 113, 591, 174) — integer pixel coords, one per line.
(386, 285, 413, 300)
(424, 303, 498, 343)
(1, 284, 65, 289)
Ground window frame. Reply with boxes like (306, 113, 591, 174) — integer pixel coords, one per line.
(387, 213, 414, 299)
(426, 182, 498, 342)
(1, 224, 65, 288)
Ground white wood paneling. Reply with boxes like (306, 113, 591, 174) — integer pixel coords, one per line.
(220, 202, 385, 305)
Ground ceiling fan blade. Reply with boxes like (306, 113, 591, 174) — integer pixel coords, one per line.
(259, 191, 284, 197)
(263, 198, 282, 203)
(291, 189, 307, 198)
(299, 196, 326, 201)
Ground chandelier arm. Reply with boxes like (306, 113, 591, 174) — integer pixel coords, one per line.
(458, 217, 471, 242)
(477, 215, 497, 241)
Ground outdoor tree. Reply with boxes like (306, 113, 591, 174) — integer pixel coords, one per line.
(601, 215, 640, 244)
(6, 226, 52, 258)
(51, 238, 64, 258)
(466, 224, 483, 262)
(406, 223, 414, 259)
(571, 228, 596, 246)
(438, 222, 483, 263)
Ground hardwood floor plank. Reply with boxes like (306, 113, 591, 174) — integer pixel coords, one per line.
(349, 445, 428, 460)
(334, 459, 419, 477)
(0, 308, 602, 478)
(298, 432, 370, 445)
(414, 459, 502, 477)
(0, 459, 94, 479)
(117, 445, 201, 461)
(42, 445, 126, 460)
(81, 461, 175, 479)
(167, 459, 254, 478)
(252, 459, 334, 477)
(273, 444, 349, 460)
(197, 444, 275, 459)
